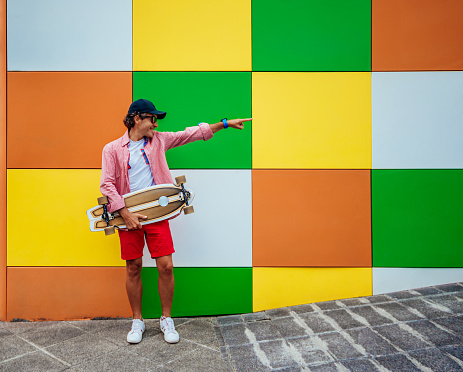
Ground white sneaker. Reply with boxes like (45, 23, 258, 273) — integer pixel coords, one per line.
(160, 316, 179, 343)
(127, 318, 145, 344)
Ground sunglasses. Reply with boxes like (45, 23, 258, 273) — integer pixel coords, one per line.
(142, 115, 157, 124)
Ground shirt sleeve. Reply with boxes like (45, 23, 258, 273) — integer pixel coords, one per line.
(100, 144, 125, 213)
(163, 123, 213, 151)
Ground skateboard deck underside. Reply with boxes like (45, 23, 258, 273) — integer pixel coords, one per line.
(87, 184, 193, 232)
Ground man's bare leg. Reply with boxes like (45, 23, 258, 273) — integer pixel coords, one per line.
(126, 257, 143, 319)
(156, 254, 174, 317)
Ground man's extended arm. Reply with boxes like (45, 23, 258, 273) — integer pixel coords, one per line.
(164, 118, 253, 151)
(209, 118, 252, 134)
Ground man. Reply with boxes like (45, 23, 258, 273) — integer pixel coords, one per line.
(100, 98, 252, 344)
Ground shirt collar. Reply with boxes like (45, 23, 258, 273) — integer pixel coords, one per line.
(121, 130, 152, 147)
(121, 130, 130, 147)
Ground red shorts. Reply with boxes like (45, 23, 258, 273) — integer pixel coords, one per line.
(118, 220, 175, 261)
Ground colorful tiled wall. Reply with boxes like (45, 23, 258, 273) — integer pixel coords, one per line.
(2, 0, 462, 320)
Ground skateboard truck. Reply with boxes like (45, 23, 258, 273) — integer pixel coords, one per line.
(180, 183, 191, 206)
(102, 204, 119, 235)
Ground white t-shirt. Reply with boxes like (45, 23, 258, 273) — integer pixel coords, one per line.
(128, 138, 155, 192)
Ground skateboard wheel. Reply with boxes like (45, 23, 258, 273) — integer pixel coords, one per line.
(184, 205, 194, 215)
(175, 175, 186, 185)
(104, 226, 116, 235)
(98, 196, 109, 205)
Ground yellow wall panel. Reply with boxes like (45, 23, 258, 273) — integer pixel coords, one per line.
(133, 0, 251, 71)
(253, 267, 372, 312)
(252, 72, 372, 169)
(7, 170, 123, 267)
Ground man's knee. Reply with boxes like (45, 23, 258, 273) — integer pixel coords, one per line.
(157, 260, 174, 277)
(126, 259, 143, 278)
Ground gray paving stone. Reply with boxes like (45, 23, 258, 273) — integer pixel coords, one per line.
(259, 339, 299, 369)
(218, 315, 243, 326)
(228, 343, 268, 372)
(272, 317, 307, 339)
(376, 302, 424, 322)
(265, 307, 291, 319)
(434, 315, 463, 336)
(341, 358, 381, 371)
(175, 317, 199, 327)
(166, 346, 230, 372)
(176, 318, 219, 349)
(339, 298, 367, 307)
(427, 294, 463, 314)
(324, 309, 365, 330)
(246, 320, 281, 342)
(298, 313, 336, 334)
(219, 346, 234, 372)
(406, 319, 462, 347)
(94, 320, 153, 347)
(0, 351, 68, 372)
(287, 304, 314, 314)
(375, 353, 422, 371)
(215, 326, 225, 347)
(44, 333, 119, 366)
(67, 319, 132, 333)
(349, 305, 393, 327)
(313, 301, 341, 311)
(409, 347, 463, 372)
(220, 323, 249, 346)
(365, 295, 393, 304)
(414, 286, 442, 296)
(2, 320, 58, 335)
(441, 345, 463, 362)
(373, 324, 430, 351)
(286, 336, 332, 365)
(401, 297, 453, 319)
(210, 317, 219, 326)
(307, 362, 340, 371)
(388, 290, 421, 300)
(346, 327, 399, 356)
(435, 283, 463, 293)
(0, 334, 37, 363)
(72, 347, 159, 371)
(318, 332, 365, 360)
(129, 337, 200, 365)
(242, 312, 269, 322)
(19, 322, 84, 348)
(271, 366, 303, 372)
(0, 327, 12, 338)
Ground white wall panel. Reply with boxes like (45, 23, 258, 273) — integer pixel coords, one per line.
(372, 72, 463, 169)
(7, 0, 132, 71)
(143, 170, 252, 268)
(373, 268, 463, 294)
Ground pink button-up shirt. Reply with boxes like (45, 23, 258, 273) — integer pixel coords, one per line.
(100, 123, 213, 213)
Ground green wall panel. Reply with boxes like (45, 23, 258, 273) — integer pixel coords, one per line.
(141, 267, 252, 318)
(372, 170, 463, 268)
(133, 72, 252, 169)
(252, 0, 371, 72)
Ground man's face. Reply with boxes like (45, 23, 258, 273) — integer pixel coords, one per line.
(136, 114, 158, 138)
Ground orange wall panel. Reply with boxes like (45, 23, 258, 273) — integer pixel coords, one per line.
(253, 170, 371, 267)
(7, 72, 132, 168)
(7, 267, 131, 321)
(372, 0, 463, 71)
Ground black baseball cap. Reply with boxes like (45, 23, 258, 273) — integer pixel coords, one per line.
(128, 99, 166, 119)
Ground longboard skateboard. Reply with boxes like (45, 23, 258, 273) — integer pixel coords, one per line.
(87, 175, 194, 235)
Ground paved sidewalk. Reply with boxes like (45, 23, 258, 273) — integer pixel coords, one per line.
(1, 283, 463, 371)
